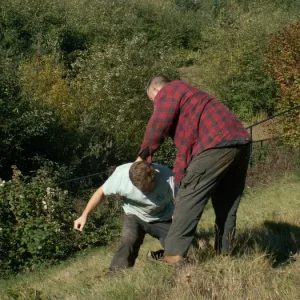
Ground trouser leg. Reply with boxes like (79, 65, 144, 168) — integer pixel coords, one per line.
(109, 214, 145, 269)
(142, 219, 172, 248)
(212, 144, 250, 254)
(212, 194, 241, 254)
(164, 146, 249, 259)
(165, 184, 210, 257)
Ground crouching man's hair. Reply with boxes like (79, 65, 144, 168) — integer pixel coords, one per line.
(129, 161, 156, 193)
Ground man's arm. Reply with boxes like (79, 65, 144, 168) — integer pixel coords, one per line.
(138, 87, 180, 161)
(73, 185, 105, 232)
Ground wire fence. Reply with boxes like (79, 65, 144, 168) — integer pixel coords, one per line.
(246, 104, 300, 167)
(58, 171, 108, 185)
(246, 104, 300, 142)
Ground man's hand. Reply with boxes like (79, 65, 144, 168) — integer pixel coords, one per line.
(73, 215, 87, 232)
(135, 157, 144, 162)
(73, 185, 104, 232)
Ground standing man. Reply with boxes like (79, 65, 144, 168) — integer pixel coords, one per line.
(74, 161, 176, 270)
(137, 75, 251, 265)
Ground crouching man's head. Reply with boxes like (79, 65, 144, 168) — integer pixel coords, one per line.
(129, 161, 156, 193)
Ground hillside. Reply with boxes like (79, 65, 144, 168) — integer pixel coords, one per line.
(1, 174, 299, 300)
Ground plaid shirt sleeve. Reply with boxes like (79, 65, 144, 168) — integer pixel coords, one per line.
(138, 86, 180, 161)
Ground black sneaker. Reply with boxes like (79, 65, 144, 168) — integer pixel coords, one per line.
(147, 249, 165, 261)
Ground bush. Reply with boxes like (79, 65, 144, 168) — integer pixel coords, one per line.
(72, 34, 179, 165)
(0, 166, 73, 274)
(153, 138, 177, 170)
(194, 0, 300, 120)
(0, 166, 121, 276)
(266, 19, 300, 147)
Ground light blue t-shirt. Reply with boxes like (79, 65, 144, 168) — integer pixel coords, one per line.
(103, 163, 175, 222)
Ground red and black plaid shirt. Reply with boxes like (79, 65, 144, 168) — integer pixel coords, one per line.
(138, 80, 251, 183)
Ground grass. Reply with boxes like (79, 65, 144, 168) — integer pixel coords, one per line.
(0, 174, 299, 300)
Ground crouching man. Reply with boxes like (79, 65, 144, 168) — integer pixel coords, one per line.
(73, 161, 176, 270)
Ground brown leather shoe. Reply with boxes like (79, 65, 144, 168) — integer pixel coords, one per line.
(164, 255, 184, 264)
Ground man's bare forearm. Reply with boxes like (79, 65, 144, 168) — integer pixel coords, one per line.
(74, 185, 105, 231)
(82, 185, 105, 217)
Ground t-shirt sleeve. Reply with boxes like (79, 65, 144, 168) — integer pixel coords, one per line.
(103, 167, 123, 195)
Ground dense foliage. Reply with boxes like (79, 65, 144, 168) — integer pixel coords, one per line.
(0, 166, 121, 275)
(1, 0, 300, 274)
(266, 20, 300, 147)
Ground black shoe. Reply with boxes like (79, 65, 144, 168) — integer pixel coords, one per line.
(147, 249, 165, 261)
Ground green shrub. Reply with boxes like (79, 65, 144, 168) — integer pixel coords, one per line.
(72, 34, 179, 164)
(0, 166, 74, 274)
(153, 138, 177, 170)
(266, 19, 300, 148)
(0, 166, 121, 275)
(194, 0, 300, 120)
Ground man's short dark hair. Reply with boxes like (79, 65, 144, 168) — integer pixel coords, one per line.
(129, 161, 156, 193)
(146, 75, 171, 91)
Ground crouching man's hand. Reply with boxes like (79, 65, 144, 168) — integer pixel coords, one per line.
(73, 185, 105, 232)
(73, 215, 87, 232)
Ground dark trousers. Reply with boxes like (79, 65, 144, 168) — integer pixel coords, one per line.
(164, 144, 251, 257)
(109, 214, 171, 269)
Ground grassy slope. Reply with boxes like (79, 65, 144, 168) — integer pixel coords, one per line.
(1, 175, 299, 300)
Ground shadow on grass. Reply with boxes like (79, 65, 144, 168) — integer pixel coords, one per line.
(193, 221, 299, 268)
(234, 220, 300, 267)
